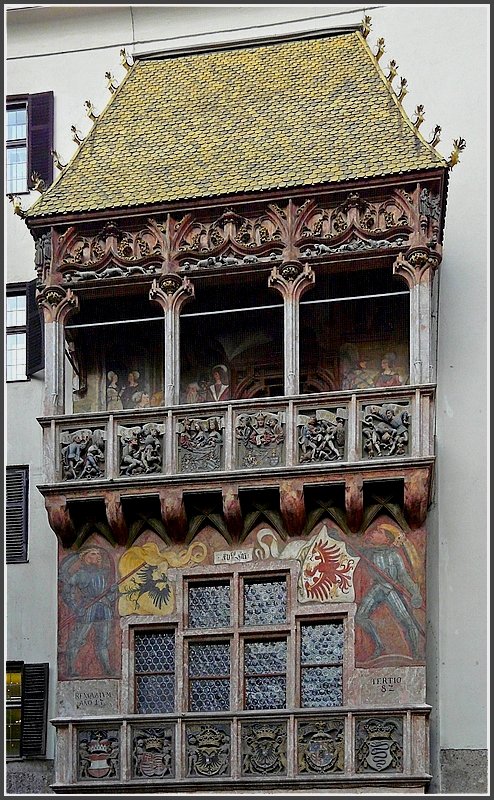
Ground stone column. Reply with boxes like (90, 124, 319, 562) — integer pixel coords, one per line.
(393, 248, 440, 385)
(149, 274, 195, 406)
(37, 286, 79, 416)
(268, 261, 315, 395)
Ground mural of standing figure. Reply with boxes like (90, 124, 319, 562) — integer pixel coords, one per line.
(207, 364, 230, 401)
(59, 546, 116, 677)
(106, 371, 123, 411)
(355, 522, 423, 661)
(374, 353, 402, 388)
(119, 370, 141, 408)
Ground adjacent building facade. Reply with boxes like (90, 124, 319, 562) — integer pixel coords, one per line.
(5, 4, 488, 795)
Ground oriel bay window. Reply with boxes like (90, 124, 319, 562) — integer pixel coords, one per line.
(131, 570, 346, 715)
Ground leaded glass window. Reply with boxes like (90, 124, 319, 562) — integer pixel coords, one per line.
(244, 639, 287, 710)
(188, 641, 230, 711)
(300, 621, 344, 707)
(243, 577, 287, 626)
(134, 630, 175, 714)
(188, 581, 231, 628)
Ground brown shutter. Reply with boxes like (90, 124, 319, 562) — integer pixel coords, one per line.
(21, 663, 49, 757)
(6, 467, 28, 563)
(26, 278, 44, 376)
(28, 91, 54, 189)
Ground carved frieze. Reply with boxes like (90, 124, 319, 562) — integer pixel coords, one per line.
(78, 728, 120, 781)
(361, 402, 410, 459)
(185, 722, 231, 777)
(298, 408, 347, 463)
(235, 410, 285, 468)
(118, 422, 164, 476)
(60, 428, 106, 481)
(297, 718, 345, 774)
(241, 720, 287, 775)
(131, 726, 174, 779)
(355, 716, 404, 773)
(177, 416, 224, 473)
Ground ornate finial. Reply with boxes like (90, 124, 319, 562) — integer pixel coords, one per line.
(386, 60, 398, 83)
(51, 150, 67, 170)
(413, 105, 425, 129)
(397, 77, 408, 103)
(29, 171, 46, 193)
(84, 100, 98, 122)
(374, 37, 385, 61)
(8, 194, 26, 218)
(428, 125, 442, 148)
(105, 71, 118, 93)
(70, 125, 83, 145)
(361, 15, 372, 39)
(120, 48, 132, 71)
(448, 137, 466, 168)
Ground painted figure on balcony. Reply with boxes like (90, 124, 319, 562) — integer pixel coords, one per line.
(106, 371, 123, 411)
(119, 370, 141, 408)
(207, 364, 230, 401)
(340, 344, 377, 390)
(374, 352, 402, 388)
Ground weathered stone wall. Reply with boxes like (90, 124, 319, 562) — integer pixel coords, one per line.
(439, 749, 488, 795)
(6, 760, 55, 795)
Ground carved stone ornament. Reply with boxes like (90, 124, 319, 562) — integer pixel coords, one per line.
(60, 428, 106, 481)
(302, 235, 408, 257)
(355, 716, 403, 773)
(118, 423, 164, 476)
(235, 410, 285, 468)
(297, 718, 345, 774)
(185, 723, 231, 777)
(131, 726, 174, 779)
(36, 286, 79, 324)
(177, 416, 224, 473)
(34, 230, 52, 287)
(78, 728, 120, 781)
(361, 402, 410, 459)
(241, 721, 287, 775)
(298, 408, 347, 463)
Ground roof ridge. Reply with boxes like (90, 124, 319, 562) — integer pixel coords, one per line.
(356, 27, 449, 169)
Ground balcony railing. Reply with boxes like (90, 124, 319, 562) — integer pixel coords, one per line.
(38, 385, 435, 486)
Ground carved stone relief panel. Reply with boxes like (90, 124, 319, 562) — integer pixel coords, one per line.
(60, 428, 106, 481)
(297, 407, 347, 463)
(235, 410, 285, 468)
(131, 725, 174, 779)
(177, 415, 224, 473)
(185, 721, 231, 777)
(355, 716, 404, 773)
(297, 718, 345, 774)
(361, 401, 411, 458)
(77, 727, 120, 781)
(118, 422, 164, 476)
(241, 720, 287, 776)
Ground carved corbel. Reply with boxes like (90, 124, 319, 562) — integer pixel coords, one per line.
(159, 487, 188, 542)
(45, 494, 75, 547)
(36, 285, 79, 324)
(104, 491, 128, 545)
(149, 274, 194, 312)
(393, 248, 440, 288)
(268, 260, 314, 299)
(345, 474, 364, 533)
(404, 468, 430, 529)
(279, 479, 306, 537)
(222, 485, 243, 541)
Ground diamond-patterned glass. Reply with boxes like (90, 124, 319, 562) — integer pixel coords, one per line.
(135, 631, 175, 672)
(301, 622, 344, 663)
(189, 678, 231, 712)
(188, 583, 231, 628)
(245, 675, 286, 709)
(243, 579, 287, 625)
(188, 642, 230, 677)
(136, 674, 175, 714)
(244, 640, 287, 673)
(301, 666, 343, 707)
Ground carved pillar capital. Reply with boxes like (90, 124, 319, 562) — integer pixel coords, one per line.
(393, 247, 441, 287)
(36, 286, 79, 324)
(268, 260, 315, 300)
(149, 273, 195, 312)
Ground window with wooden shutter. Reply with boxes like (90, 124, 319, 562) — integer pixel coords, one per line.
(6, 466, 28, 563)
(27, 91, 54, 190)
(6, 662, 49, 758)
(6, 92, 54, 195)
(26, 278, 44, 375)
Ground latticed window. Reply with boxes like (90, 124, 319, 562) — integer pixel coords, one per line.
(132, 570, 345, 715)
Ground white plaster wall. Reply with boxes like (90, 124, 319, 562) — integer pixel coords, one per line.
(5, 2, 488, 765)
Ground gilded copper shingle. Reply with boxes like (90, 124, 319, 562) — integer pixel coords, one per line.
(27, 32, 446, 219)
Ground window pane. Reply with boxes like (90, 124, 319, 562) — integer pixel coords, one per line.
(6, 332, 27, 381)
(243, 578, 287, 626)
(136, 674, 175, 714)
(6, 670, 22, 701)
(301, 622, 344, 708)
(188, 642, 230, 677)
(244, 639, 287, 710)
(188, 641, 230, 711)
(7, 295, 26, 327)
(6, 146, 27, 194)
(6, 106, 27, 141)
(301, 622, 344, 663)
(188, 582, 231, 628)
(6, 707, 22, 757)
(134, 630, 175, 714)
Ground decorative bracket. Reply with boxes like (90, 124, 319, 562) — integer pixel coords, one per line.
(36, 285, 79, 324)
(279, 479, 306, 537)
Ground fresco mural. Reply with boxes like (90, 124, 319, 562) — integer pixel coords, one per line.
(58, 542, 120, 680)
(339, 343, 408, 390)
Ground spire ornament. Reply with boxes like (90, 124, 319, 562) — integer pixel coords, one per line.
(361, 15, 372, 39)
(386, 60, 398, 83)
(29, 171, 46, 193)
(8, 194, 26, 218)
(120, 48, 132, 71)
(70, 125, 83, 145)
(448, 137, 466, 168)
(51, 150, 67, 170)
(397, 77, 408, 103)
(84, 100, 98, 122)
(413, 105, 425, 129)
(374, 37, 385, 61)
(105, 71, 118, 93)
(428, 125, 441, 148)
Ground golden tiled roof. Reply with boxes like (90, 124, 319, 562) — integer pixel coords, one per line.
(27, 31, 447, 219)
